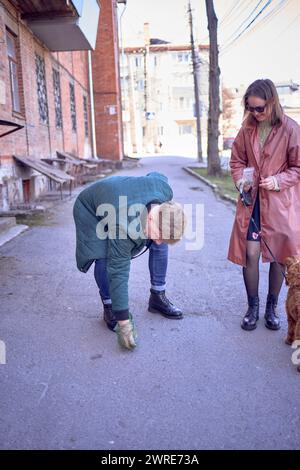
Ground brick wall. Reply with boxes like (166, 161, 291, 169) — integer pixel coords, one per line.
(0, 0, 94, 207)
(92, 0, 123, 161)
(0, 0, 123, 208)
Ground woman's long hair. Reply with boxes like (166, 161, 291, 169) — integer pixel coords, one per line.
(243, 79, 283, 127)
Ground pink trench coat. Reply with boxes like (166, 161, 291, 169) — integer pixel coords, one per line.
(228, 115, 300, 267)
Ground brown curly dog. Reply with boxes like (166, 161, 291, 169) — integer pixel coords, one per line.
(285, 256, 300, 372)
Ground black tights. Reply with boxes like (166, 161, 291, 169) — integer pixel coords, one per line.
(242, 241, 284, 299)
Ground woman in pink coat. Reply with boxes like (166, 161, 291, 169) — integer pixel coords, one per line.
(228, 79, 300, 331)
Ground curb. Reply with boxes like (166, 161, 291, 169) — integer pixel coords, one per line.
(183, 166, 237, 205)
(0, 224, 29, 248)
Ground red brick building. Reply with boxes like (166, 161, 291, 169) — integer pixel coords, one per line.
(92, 0, 124, 162)
(0, 0, 123, 210)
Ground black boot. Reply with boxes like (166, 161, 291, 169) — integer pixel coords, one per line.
(148, 289, 183, 319)
(241, 296, 259, 331)
(103, 303, 117, 331)
(264, 294, 281, 330)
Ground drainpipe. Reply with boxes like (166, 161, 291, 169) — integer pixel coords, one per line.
(88, 50, 97, 159)
(118, 0, 127, 70)
(118, 0, 127, 158)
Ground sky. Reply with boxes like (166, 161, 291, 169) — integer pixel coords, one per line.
(119, 0, 300, 87)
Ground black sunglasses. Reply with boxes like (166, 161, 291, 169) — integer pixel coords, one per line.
(246, 105, 266, 113)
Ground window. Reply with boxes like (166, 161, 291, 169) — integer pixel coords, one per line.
(35, 53, 49, 124)
(135, 56, 143, 68)
(6, 30, 21, 113)
(177, 97, 191, 109)
(137, 79, 144, 91)
(69, 83, 77, 132)
(52, 68, 62, 129)
(158, 126, 164, 136)
(179, 124, 192, 135)
(173, 52, 191, 63)
(83, 95, 89, 138)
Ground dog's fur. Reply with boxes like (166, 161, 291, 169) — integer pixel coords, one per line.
(285, 256, 300, 372)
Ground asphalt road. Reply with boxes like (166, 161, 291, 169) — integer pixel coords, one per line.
(0, 156, 299, 450)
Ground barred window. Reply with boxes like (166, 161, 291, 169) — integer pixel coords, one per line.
(83, 95, 88, 138)
(69, 83, 77, 132)
(53, 68, 62, 129)
(35, 54, 49, 124)
(6, 30, 21, 113)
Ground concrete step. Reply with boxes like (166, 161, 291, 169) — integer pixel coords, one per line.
(0, 217, 17, 234)
(0, 224, 29, 248)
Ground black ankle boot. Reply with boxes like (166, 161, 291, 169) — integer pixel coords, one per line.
(103, 303, 117, 331)
(148, 289, 183, 319)
(241, 296, 259, 331)
(264, 294, 281, 330)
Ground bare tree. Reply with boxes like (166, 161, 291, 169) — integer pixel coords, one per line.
(205, 0, 222, 176)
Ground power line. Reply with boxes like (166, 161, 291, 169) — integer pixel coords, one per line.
(276, 10, 300, 39)
(199, 0, 252, 43)
(220, 0, 274, 54)
(221, 0, 264, 46)
(219, 0, 254, 32)
(221, 0, 273, 51)
(241, 0, 291, 36)
(221, 0, 290, 55)
(219, 0, 244, 27)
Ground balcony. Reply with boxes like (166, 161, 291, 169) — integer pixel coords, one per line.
(12, 0, 100, 51)
(171, 109, 196, 121)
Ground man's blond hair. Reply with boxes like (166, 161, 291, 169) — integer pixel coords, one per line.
(155, 201, 187, 244)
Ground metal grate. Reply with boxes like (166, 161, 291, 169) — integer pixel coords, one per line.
(83, 95, 88, 138)
(35, 53, 49, 124)
(53, 68, 62, 129)
(69, 83, 77, 132)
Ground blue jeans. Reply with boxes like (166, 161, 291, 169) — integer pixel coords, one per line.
(94, 242, 168, 303)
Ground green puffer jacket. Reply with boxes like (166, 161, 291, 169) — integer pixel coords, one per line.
(73, 172, 173, 315)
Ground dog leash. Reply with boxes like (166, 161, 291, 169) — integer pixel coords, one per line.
(240, 191, 287, 279)
(131, 239, 153, 259)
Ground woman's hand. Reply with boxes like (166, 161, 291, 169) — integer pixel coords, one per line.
(259, 176, 276, 191)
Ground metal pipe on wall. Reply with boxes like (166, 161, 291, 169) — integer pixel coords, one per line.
(88, 50, 97, 158)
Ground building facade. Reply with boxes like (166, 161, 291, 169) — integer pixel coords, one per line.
(0, 0, 123, 211)
(121, 27, 209, 157)
(276, 81, 300, 124)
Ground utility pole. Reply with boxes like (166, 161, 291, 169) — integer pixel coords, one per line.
(128, 54, 140, 153)
(143, 23, 154, 153)
(143, 45, 151, 152)
(188, 0, 203, 162)
(144, 45, 148, 135)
